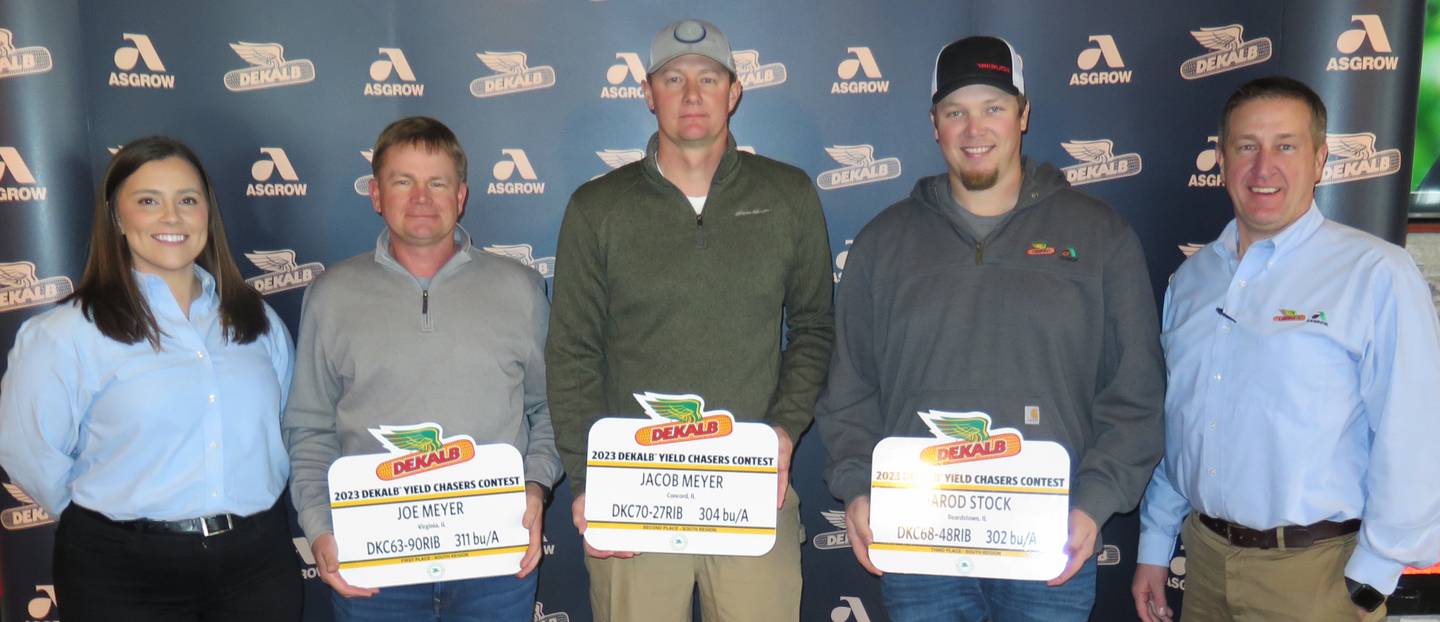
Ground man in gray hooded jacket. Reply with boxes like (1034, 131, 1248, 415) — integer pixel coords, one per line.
(813, 35, 1164, 621)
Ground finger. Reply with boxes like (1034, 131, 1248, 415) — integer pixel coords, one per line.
(776, 477, 787, 510)
(1047, 552, 1085, 586)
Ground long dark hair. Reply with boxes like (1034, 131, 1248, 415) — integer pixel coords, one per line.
(65, 136, 268, 347)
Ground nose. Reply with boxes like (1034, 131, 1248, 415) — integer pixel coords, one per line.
(159, 198, 182, 223)
(682, 79, 702, 103)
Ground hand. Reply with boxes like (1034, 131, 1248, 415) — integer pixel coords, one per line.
(773, 426, 794, 509)
(516, 482, 547, 578)
(1048, 509, 1098, 586)
(311, 533, 379, 598)
(1131, 563, 1174, 622)
(845, 495, 882, 576)
(1356, 606, 1370, 620)
(571, 493, 637, 559)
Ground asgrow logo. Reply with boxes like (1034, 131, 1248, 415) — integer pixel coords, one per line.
(833, 239, 852, 284)
(1328, 15, 1398, 72)
(811, 509, 851, 550)
(365, 47, 425, 97)
(2, 482, 54, 530)
(1070, 35, 1131, 85)
(733, 49, 786, 90)
(354, 149, 374, 195)
(832, 47, 889, 94)
(27, 585, 58, 622)
(488, 149, 545, 195)
(470, 51, 556, 98)
(1180, 25, 1272, 80)
(0, 261, 73, 313)
(0, 146, 47, 202)
(831, 596, 873, 622)
(245, 250, 325, 295)
(483, 243, 555, 279)
(223, 41, 316, 91)
(1188, 135, 1223, 188)
(248, 147, 307, 197)
(110, 33, 174, 89)
(1319, 132, 1402, 186)
(1060, 139, 1142, 185)
(600, 52, 646, 99)
(0, 28, 54, 79)
(817, 145, 902, 190)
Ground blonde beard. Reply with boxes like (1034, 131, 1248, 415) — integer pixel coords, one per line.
(959, 168, 999, 191)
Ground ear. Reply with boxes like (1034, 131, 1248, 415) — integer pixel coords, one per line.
(1019, 101, 1031, 133)
(368, 176, 382, 215)
(1312, 141, 1328, 181)
(726, 78, 743, 114)
(931, 110, 940, 142)
(642, 79, 656, 114)
(456, 182, 469, 219)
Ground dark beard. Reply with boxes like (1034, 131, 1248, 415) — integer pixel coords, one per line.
(959, 168, 999, 191)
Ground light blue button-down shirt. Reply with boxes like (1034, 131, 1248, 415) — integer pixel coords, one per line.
(0, 267, 293, 521)
(1138, 205, 1440, 593)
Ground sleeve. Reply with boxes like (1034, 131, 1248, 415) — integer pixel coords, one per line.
(0, 317, 88, 517)
(1072, 223, 1166, 529)
(1136, 285, 1194, 566)
(1345, 253, 1440, 594)
(282, 283, 344, 541)
(813, 235, 884, 504)
(545, 199, 609, 495)
(522, 277, 563, 489)
(764, 179, 835, 443)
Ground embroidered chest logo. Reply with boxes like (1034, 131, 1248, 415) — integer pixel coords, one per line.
(1274, 308, 1330, 326)
(1026, 241, 1057, 256)
(1026, 242, 1079, 261)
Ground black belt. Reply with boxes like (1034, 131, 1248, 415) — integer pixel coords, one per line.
(1199, 513, 1360, 549)
(76, 504, 262, 537)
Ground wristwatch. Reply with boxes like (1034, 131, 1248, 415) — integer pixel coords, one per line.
(1345, 577, 1385, 612)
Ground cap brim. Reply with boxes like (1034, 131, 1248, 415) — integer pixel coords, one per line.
(933, 75, 1020, 104)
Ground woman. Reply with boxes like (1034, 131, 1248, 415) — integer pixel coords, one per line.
(0, 136, 301, 621)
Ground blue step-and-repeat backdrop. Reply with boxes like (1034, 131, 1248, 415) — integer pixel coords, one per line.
(0, 1, 1424, 620)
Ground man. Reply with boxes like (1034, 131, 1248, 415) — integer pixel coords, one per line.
(284, 117, 562, 620)
(813, 35, 1165, 621)
(1132, 76, 1440, 622)
(546, 18, 833, 622)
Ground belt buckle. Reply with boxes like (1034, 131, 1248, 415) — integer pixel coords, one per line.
(1280, 526, 1314, 549)
(199, 514, 235, 537)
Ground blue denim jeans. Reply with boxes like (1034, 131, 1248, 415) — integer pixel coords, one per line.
(881, 558, 1097, 622)
(331, 572, 538, 622)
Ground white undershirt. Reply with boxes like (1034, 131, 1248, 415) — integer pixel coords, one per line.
(688, 196, 707, 215)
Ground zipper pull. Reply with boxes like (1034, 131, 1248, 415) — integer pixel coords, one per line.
(420, 289, 434, 332)
(975, 242, 984, 265)
(695, 214, 707, 249)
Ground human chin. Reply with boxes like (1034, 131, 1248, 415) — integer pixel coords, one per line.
(959, 168, 999, 191)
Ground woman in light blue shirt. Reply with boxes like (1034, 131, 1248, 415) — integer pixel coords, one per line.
(0, 136, 300, 621)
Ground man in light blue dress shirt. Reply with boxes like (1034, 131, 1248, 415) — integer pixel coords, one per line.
(1132, 76, 1440, 622)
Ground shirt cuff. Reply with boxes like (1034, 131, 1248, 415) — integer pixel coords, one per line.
(1345, 545, 1405, 595)
(1137, 530, 1180, 567)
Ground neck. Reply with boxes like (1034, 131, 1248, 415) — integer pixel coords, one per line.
(948, 169, 1022, 217)
(657, 132, 727, 197)
(159, 268, 200, 318)
(391, 236, 459, 280)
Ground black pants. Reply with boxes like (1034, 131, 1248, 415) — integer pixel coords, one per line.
(52, 500, 302, 622)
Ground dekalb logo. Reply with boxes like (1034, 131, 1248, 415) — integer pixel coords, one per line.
(366, 47, 424, 97)
(2, 482, 54, 530)
(110, 33, 174, 89)
(488, 149, 545, 195)
(1180, 24, 1273, 80)
(0, 261, 73, 313)
(1060, 139, 1142, 185)
(248, 147, 307, 196)
(484, 243, 554, 279)
(1071, 35, 1131, 85)
(1273, 308, 1306, 322)
(817, 144, 902, 190)
(244, 250, 324, 295)
(1329, 15, 1398, 72)
(733, 49, 786, 90)
(223, 41, 316, 91)
(832, 47, 889, 94)
(1189, 135, 1223, 188)
(0, 146, 47, 202)
(633, 392, 735, 446)
(354, 149, 373, 195)
(371, 424, 476, 481)
(1320, 132, 1401, 185)
(534, 602, 571, 622)
(593, 148, 644, 179)
(812, 509, 851, 550)
(601, 52, 645, 99)
(0, 28, 53, 79)
(918, 410, 1022, 465)
(470, 51, 556, 98)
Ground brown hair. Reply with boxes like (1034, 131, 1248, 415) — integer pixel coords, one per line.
(1219, 75, 1327, 148)
(66, 136, 268, 348)
(371, 116, 468, 182)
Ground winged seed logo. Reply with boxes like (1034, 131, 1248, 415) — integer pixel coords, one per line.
(732, 49, 787, 90)
(1060, 139, 1142, 186)
(223, 42, 316, 91)
(471, 51, 556, 98)
(2, 482, 54, 530)
(0, 28, 55, 79)
(1179, 25, 1273, 79)
(483, 243, 555, 279)
(634, 392, 736, 445)
(1320, 132, 1401, 185)
(369, 424, 477, 481)
(816, 145, 902, 190)
(917, 411, 1022, 465)
(811, 508, 852, 550)
(244, 250, 324, 295)
(0, 261, 73, 313)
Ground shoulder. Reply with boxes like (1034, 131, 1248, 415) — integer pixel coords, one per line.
(738, 152, 813, 190)
(1316, 220, 1422, 279)
(464, 246, 546, 294)
(9, 302, 95, 358)
(568, 162, 647, 212)
(303, 251, 378, 300)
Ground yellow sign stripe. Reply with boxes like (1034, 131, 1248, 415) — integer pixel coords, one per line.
(870, 542, 1037, 557)
(870, 481, 1068, 495)
(331, 485, 525, 509)
(587, 460, 777, 474)
(587, 521, 776, 535)
(339, 545, 528, 569)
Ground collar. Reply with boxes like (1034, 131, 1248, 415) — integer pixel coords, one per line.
(1213, 202, 1325, 264)
(134, 264, 218, 314)
(642, 131, 741, 190)
(373, 226, 474, 280)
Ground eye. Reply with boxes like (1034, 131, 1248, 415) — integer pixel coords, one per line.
(179, 196, 199, 206)
(138, 197, 157, 206)
(1278, 144, 1295, 152)
(429, 180, 448, 189)
(986, 105, 1003, 114)
(394, 178, 411, 187)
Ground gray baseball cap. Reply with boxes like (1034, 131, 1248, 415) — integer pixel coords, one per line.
(648, 19, 735, 75)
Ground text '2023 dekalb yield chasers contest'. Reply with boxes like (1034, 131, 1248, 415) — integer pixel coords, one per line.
(326, 423, 530, 588)
(584, 393, 780, 556)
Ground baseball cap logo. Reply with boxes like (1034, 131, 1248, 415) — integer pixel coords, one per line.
(1188, 136, 1223, 188)
(483, 243, 555, 279)
(247, 147, 307, 197)
(0, 146, 47, 202)
(354, 149, 374, 195)
(601, 52, 646, 99)
(223, 41, 316, 91)
(1328, 15, 1398, 71)
(1070, 35, 1131, 86)
(832, 47, 889, 94)
(470, 50, 556, 98)
(366, 48, 425, 97)
(1060, 139, 1143, 185)
(0, 28, 54, 79)
(732, 49, 787, 90)
(488, 149, 545, 195)
(1319, 131, 1401, 185)
(244, 249, 325, 295)
(110, 33, 174, 89)
(816, 144, 902, 190)
(0, 260, 74, 313)
(1179, 24, 1272, 79)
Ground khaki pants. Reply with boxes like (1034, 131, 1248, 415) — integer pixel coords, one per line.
(585, 487, 804, 622)
(1180, 513, 1386, 622)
